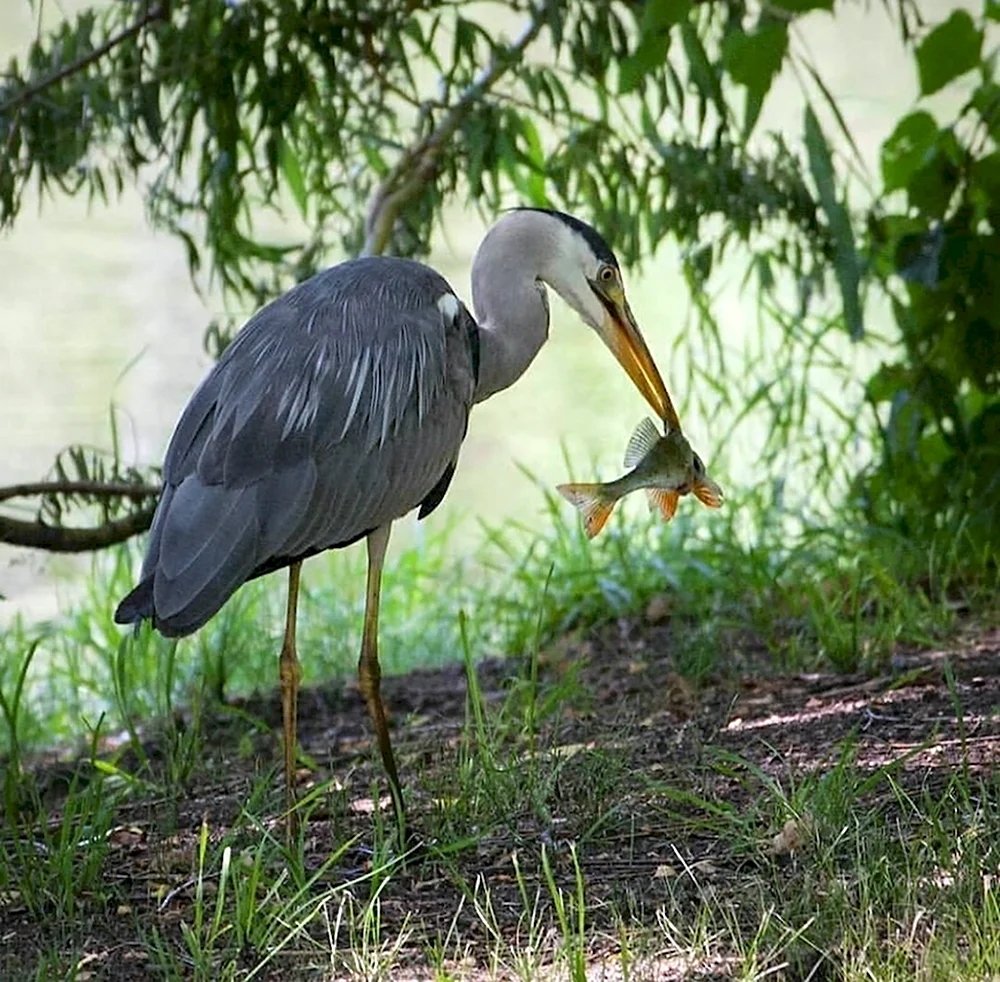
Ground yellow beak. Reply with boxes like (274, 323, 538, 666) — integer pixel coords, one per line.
(592, 284, 680, 431)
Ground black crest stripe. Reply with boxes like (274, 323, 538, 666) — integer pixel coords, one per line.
(513, 207, 618, 268)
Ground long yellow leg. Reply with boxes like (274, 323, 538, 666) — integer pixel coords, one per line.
(280, 561, 303, 836)
(358, 524, 406, 836)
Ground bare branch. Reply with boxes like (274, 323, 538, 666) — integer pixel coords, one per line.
(0, 507, 155, 553)
(361, 2, 550, 257)
(0, 0, 169, 117)
(0, 479, 161, 505)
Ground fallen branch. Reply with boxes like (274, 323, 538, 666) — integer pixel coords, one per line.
(0, 479, 161, 551)
(0, 507, 156, 553)
(0, 479, 162, 505)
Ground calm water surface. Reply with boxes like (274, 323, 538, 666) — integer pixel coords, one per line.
(0, 2, 944, 623)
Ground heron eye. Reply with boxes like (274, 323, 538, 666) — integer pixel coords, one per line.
(598, 265, 615, 283)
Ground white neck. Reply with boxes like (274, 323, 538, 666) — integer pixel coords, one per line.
(469, 212, 557, 404)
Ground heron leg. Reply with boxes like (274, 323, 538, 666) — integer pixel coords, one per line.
(280, 560, 303, 835)
(359, 524, 406, 835)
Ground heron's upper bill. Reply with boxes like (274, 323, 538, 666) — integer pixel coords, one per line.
(588, 279, 681, 431)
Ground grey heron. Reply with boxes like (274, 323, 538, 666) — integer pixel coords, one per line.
(115, 208, 677, 833)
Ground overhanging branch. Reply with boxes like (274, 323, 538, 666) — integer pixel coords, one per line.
(0, 479, 161, 551)
(0, 0, 170, 117)
(0, 507, 156, 553)
(361, 2, 549, 257)
(0, 479, 162, 505)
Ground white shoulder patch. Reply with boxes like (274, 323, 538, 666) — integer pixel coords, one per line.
(437, 292, 460, 323)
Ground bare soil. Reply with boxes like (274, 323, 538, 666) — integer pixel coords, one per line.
(2, 614, 999, 980)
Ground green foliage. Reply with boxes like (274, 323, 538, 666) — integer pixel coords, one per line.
(805, 106, 864, 341)
(0, 768, 117, 919)
(0, 0, 863, 555)
(915, 10, 983, 97)
(2, 0, 998, 720)
(859, 1, 1000, 546)
(0, 0, 836, 301)
(5, 469, 992, 768)
(722, 16, 788, 139)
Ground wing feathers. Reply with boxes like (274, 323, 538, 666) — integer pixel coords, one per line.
(126, 257, 478, 636)
(153, 479, 259, 629)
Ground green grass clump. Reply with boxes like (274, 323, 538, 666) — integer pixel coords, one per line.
(1, 469, 996, 762)
(0, 526, 997, 980)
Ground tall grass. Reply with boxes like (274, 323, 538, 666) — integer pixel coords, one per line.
(1, 460, 995, 763)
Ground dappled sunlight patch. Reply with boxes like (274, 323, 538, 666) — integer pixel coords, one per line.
(726, 695, 872, 732)
(768, 815, 814, 856)
(3, 608, 1000, 978)
(348, 794, 393, 815)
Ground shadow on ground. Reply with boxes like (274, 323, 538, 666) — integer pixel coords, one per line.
(3, 615, 999, 980)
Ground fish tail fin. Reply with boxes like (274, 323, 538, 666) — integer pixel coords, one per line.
(694, 477, 724, 508)
(646, 488, 680, 521)
(556, 483, 617, 539)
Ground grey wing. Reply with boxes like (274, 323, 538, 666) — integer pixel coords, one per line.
(117, 257, 478, 637)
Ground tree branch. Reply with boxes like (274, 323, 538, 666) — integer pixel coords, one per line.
(0, 0, 169, 117)
(361, 1, 549, 257)
(0, 479, 162, 505)
(0, 507, 156, 553)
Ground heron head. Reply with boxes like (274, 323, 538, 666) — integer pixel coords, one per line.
(528, 209, 680, 429)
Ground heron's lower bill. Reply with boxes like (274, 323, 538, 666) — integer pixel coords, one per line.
(598, 300, 681, 431)
(556, 417, 723, 539)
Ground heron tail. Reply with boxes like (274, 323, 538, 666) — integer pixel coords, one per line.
(114, 575, 154, 627)
(556, 483, 617, 539)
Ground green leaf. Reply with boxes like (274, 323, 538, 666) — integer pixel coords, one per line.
(971, 81, 1000, 140)
(722, 23, 788, 138)
(618, 0, 690, 94)
(279, 139, 307, 219)
(880, 111, 938, 192)
(801, 59, 866, 169)
(680, 20, 727, 129)
(916, 10, 983, 97)
(964, 316, 1000, 389)
(804, 106, 864, 340)
(756, 254, 775, 293)
(619, 34, 670, 95)
(971, 151, 1000, 199)
(639, 0, 692, 32)
(866, 363, 912, 403)
(894, 227, 943, 287)
(906, 129, 962, 217)
(986, 0, 1000, 23)
(521, 118, 547, 204)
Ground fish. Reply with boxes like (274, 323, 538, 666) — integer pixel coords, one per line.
(556, 417, 723, 539)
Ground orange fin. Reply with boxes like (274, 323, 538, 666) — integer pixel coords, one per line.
(693, 477, 724, 508)
(557, 483, 617, 539)
(647, 488, 679, 521)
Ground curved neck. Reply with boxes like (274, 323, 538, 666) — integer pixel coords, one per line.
(470, 217, 553, 404)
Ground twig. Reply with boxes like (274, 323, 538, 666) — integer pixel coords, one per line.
(361, 2, 550, 257)
(0, 479, 162, 505)
(0, 1, 169, 117)
(0, 507, 156, 553)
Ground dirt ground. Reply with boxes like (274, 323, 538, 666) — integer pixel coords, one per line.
(3, 612, 999, 980)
